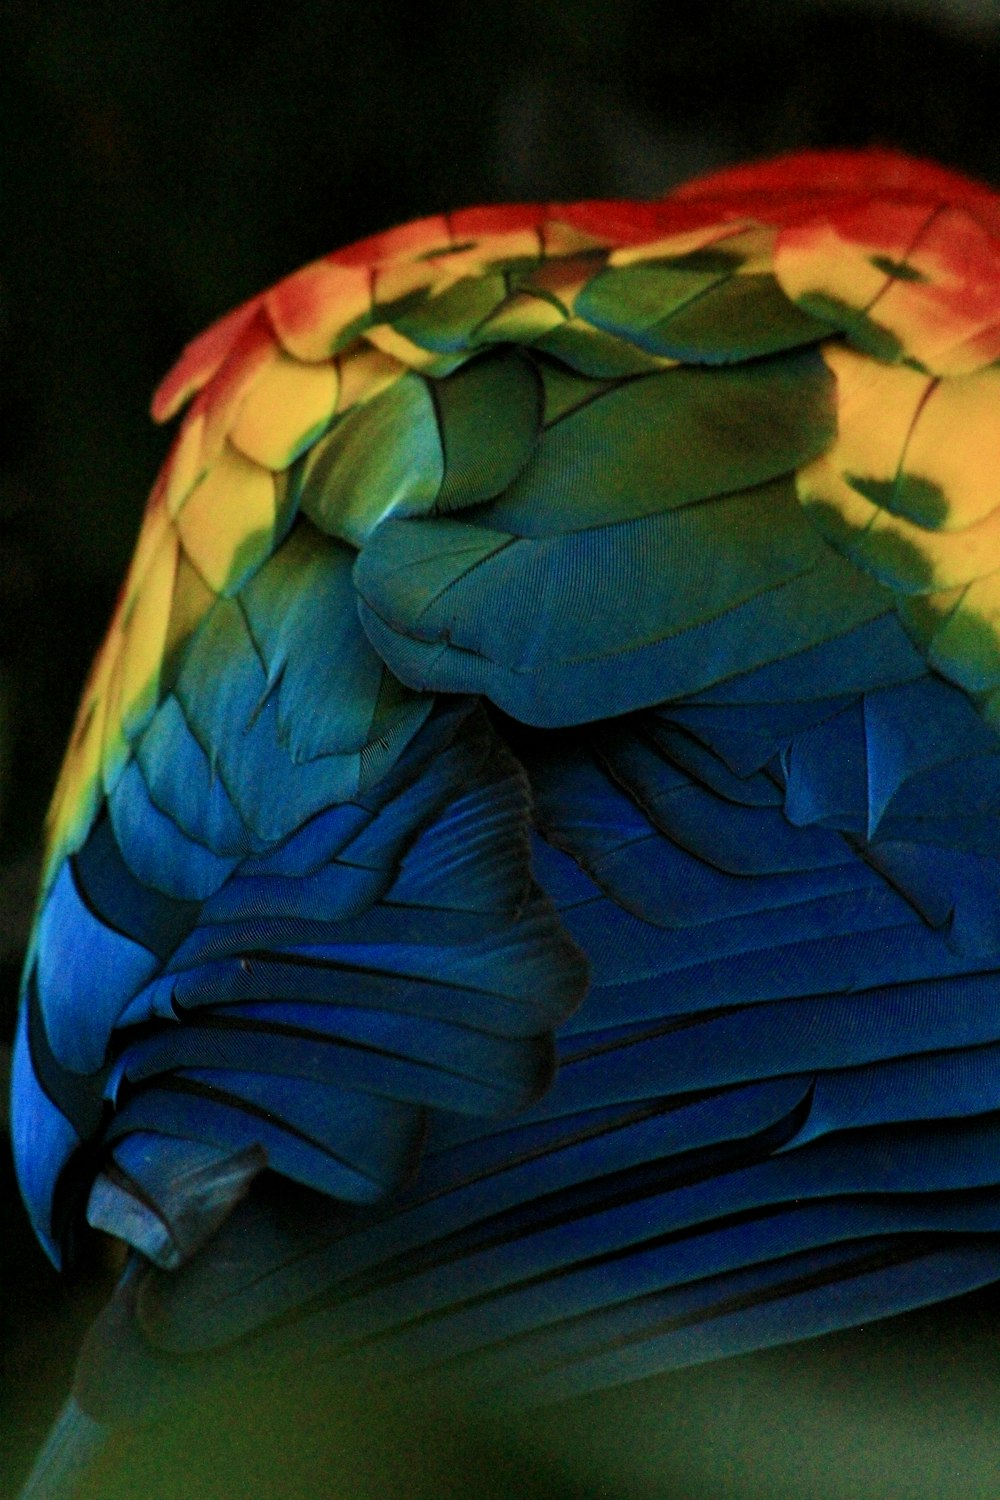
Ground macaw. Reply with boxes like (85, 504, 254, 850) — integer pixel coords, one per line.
(15, 146, 1000, 1495)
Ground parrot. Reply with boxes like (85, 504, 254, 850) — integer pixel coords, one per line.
(14, 144, 1000, 1495)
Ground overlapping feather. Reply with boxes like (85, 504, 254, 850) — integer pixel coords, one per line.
(15, 149, 1000, 1426)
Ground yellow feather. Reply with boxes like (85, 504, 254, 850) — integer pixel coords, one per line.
(897, 368, 1000, 527)
(176, 442, 277, 595)
(228, 351, 339, 469)
(608, 221, 757, 268)
(821, 345, 933, 505)
(776, 221, 895, 321)
(335, 344, 408, 412)
(117, 528, 180, 742)
(164, 413, 208, 519)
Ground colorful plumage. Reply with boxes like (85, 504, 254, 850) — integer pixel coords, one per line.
(15, 146, 1000, 1492)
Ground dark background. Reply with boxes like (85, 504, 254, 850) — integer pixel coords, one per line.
(4, 2, 1000, 1494)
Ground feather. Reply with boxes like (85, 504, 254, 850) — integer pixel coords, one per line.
(18, 148, 1000, 1496)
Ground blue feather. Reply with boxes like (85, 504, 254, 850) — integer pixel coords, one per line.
(35, 859, 158, 1074)
(108, 757, 239, 902)
(104, 1074, 421, 1204)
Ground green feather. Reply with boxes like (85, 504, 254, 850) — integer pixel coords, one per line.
(487, 350, 837, 536)
(432, 349, 542, 513)
(295, 374, 444, 546)
(393, 274, 509, 354)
